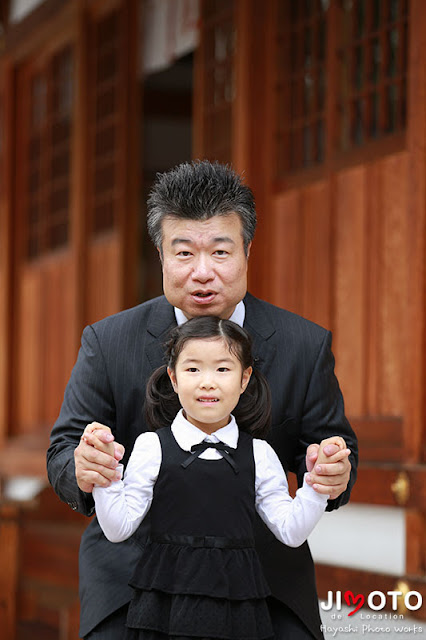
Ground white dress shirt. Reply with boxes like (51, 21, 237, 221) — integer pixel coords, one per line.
(93, 410, 328, 547)
(174, 300, 246, 327)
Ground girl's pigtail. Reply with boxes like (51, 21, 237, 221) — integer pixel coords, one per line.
(144, 365, 181, 431)
(233, 367, 271, 439)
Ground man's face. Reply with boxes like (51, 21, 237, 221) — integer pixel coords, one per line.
(160, 213, 250, 319)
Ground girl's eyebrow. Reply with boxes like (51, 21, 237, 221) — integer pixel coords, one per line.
(180, 357, 235, 365)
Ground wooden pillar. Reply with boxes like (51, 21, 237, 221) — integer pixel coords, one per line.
(0, 61, 13, 448)
(405, 0, 426, 464)
(0, 505, 19, 639)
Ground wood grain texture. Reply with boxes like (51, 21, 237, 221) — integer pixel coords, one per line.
(349, 464, 426, 509)
(86, 233, 121, 325)
(0, 62, 12, 447)
(405, 0, 426, 465)
(334, 165, 367, 416)
(377, 153, 408, 417)
(0, 505, 19, 639)
(351, 416, 404, 463)
(271, 189, 303, 316)
(301, 181, 332, 329)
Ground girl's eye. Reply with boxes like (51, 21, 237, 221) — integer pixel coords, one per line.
(217, 367, 229, 372)
(187, 367, 198, 372)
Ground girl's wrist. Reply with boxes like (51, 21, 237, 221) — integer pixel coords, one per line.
(301, 473, 330, 502)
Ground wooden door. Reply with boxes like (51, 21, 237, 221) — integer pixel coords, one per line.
(194, 0, 425, 616)
(7, 0, 139, 440)
(0, 1, 140, 636)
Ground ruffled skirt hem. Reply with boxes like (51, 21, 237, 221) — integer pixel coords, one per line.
(130, 542, 270, 600)
(126, 589, 274, 640)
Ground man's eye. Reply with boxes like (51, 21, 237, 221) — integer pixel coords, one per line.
(178, 251, 192, 257)
(214, 250, 228, 256)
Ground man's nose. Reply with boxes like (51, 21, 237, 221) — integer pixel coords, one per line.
(191, 255, 214, 282)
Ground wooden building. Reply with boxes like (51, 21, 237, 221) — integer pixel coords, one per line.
(0, 0, 424, 638)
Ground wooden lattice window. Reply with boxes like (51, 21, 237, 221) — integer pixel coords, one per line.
(201, 0, 236, 164)
(27, 46, 73, 259)
(337, 0, 409, 149)
(274, 0, 409, 178)
(275, 0, 327, 175)
(88, 9, 123, 235)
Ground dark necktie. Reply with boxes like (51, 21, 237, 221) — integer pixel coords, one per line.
(181, 440, 239, 473)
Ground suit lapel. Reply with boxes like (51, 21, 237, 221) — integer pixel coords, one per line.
(143, 293, 277, 373)
(145, 296, 177, 370)
(243, 293, 276, 375)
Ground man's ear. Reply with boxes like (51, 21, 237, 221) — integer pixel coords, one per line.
(157, 246, 163, 265)
(167, 367, 177, 392)
(246, 242, 252, 260)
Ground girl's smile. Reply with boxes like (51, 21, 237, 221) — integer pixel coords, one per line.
(168, 337, 252, 434)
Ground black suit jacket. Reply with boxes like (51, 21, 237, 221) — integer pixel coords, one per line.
(47, 293, 358, 639)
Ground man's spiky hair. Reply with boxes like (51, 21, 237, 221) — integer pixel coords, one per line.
(147, 160, 256, 255)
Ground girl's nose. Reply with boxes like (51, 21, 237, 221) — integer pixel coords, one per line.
(200, 375, 216, 389)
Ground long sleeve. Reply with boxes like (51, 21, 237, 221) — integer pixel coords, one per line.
(254, 439, 328, 548)
(93, 432, 161, 542)
(47, 325, 116, 515)
(294, 330, 358, 511)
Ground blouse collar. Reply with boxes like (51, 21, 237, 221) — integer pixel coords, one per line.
(170, 409, 239, 452)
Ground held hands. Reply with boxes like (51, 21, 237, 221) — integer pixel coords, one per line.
(74, 422, 125, 493)
(305, 436, 351, 500)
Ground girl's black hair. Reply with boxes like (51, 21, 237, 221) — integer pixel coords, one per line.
(145, 316, 271, 438)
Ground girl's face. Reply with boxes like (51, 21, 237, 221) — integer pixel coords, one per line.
(168, 337, 252, 435)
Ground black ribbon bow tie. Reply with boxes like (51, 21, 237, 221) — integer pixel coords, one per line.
(181, 440, 239, 474)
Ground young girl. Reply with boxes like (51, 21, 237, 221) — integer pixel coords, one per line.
(90, 316, 348, 640)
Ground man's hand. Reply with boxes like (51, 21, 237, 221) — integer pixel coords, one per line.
(74, 422, 125, 493)
(305, 436, 351, 500)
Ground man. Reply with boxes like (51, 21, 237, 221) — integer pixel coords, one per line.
(47, 160, 358, 639)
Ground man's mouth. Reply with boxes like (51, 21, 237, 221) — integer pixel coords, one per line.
(191, 291, 216, 301)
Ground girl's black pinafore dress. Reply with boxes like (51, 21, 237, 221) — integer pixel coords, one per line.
(124, 427, 274, 640)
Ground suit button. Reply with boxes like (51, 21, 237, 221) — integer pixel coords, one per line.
(69, 501, 78, 511)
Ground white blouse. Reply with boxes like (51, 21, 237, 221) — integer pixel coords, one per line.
(93, 410, 328, 547)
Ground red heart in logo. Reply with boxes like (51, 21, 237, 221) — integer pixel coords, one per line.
(344, 590, 365, 616)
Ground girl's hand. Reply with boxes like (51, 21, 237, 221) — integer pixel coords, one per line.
(81, 422, 116, 457)
(74, 422, 125, 493)
(316, 436, 348, 465)
(305, 436, 351, 500)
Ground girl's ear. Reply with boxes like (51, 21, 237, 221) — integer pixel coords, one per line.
(167, 367, 178, 392)
(240, 366, 252, 393)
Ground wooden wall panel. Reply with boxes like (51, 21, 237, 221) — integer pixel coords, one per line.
(43, 258, 77, 425)
(16, 269, 45, 432)
(301, 181, 332, 329)
(86, 235, 121, 325)
(15, 257, 76, 434)
(405, 0, 426, 464)
(271, 190, 303, 315)
(334, 166, 367, 416)
(267, 153, 410, 426)
(377, 153, 408, 417)
(0, 64, 10, 447)
(0, 505, 19, 639)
